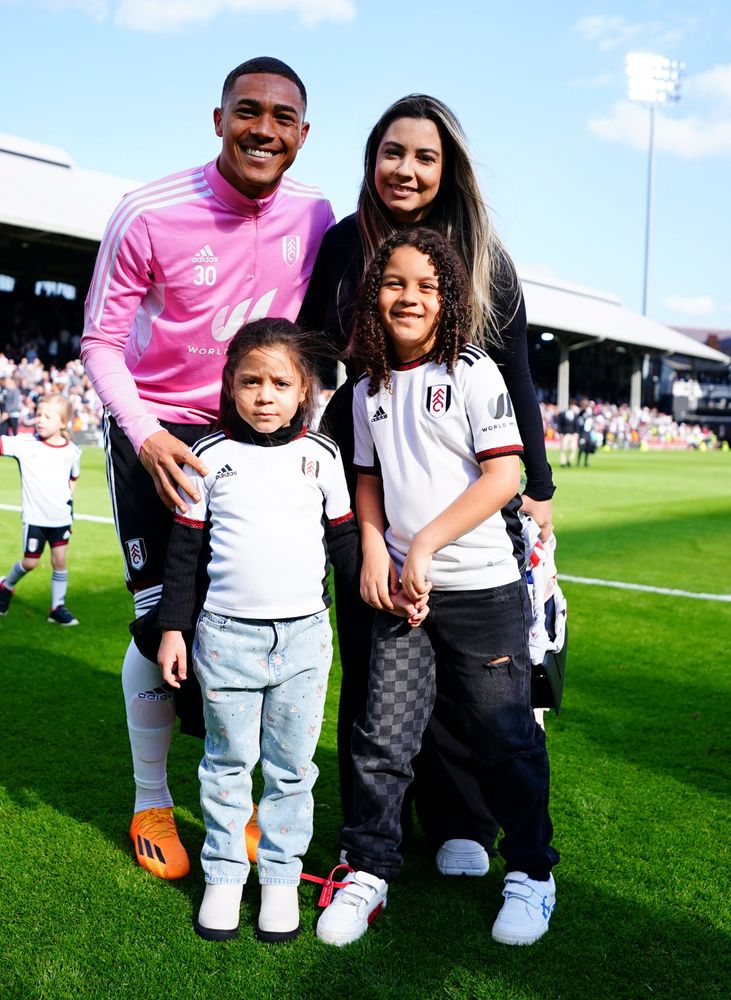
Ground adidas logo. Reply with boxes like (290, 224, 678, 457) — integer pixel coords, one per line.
(371, 406, 388, 422)
(192, 243, 218, 263)
(215, 464, 237, 480)
(137, 687, 173, 702)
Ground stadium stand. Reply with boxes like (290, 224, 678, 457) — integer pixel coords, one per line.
(1, 132, 729, 437)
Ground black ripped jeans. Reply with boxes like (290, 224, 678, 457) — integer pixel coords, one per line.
(342, 579, 559, 882)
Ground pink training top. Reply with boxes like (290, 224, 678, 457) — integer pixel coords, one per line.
(81, 159, 335, 454)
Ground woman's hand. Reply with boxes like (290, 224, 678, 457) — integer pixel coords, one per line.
(157, 630, 188, 688)
(519, 495, 553, 541)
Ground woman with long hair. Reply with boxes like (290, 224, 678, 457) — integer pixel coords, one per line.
(299, 94, 555, 872)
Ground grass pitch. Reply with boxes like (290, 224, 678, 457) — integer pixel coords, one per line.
(1, 446, 729, 999)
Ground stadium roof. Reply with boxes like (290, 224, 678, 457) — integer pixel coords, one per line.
(520, 274, 730, 367)
(0, 132, 138, 244)
(0, 133, 728, 368)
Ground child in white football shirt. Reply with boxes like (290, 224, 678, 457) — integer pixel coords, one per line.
(154, 318, 423, 944)
(316, 228, 559, 949)
(0, 395, 81, 625)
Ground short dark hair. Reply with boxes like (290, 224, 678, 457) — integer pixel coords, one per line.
(221, 57, 307, 112)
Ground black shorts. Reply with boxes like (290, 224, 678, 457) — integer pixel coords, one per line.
(23, 523, 71, 558)
(103, 413, 214, 592)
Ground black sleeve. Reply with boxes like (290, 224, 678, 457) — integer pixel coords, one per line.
(325, 516, 361, 598)
(489, 288, 556, 500)
(156, 519, 206, 631)
(297, 215, 363, 362)
(298, 225, 333, 335)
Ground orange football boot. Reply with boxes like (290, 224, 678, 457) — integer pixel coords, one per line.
(129, 807, 191, 879)
(246, 804, 262, 863)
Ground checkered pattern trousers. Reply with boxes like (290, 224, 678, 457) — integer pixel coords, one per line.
(341, 581, 559, 881)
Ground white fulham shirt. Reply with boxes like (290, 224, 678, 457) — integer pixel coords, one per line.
(353, 346, 524, 590)
(0, 434, 80, 527)
(175, 429, 352, 619)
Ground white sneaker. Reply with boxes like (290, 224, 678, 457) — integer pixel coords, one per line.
(316, 870, 388, 946)
(491, 871, 556, 945)
(435, 839, 490, 876)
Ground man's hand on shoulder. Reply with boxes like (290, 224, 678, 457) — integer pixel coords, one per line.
(139, 429, 208, 513)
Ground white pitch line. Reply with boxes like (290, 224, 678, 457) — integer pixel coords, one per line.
(559, 574, 731, 603)
(0, 503, 114, 525)
(1, 503, 728, 603)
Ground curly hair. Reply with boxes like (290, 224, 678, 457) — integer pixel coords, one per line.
(348, 228, 472, 395)
(217, 317, 321, 431)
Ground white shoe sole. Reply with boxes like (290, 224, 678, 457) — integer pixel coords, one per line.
(316, 897, 387, 946)
(491, 922, 550, 946)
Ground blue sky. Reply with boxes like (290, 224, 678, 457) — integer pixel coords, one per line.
(2, 0, 730, 332)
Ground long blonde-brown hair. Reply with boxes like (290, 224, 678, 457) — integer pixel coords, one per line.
(357, 94, 518, 347)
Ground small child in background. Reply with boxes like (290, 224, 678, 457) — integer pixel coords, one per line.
(0, 395, 81, 625)
(316, 228, 559, 949)
(155, 317, 424, 944)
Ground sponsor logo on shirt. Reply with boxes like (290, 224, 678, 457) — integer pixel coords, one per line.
(282, 235, 301, 266)
(209, 290, 279, 344)
(426, 384, 451, 418)
(301, 457, 320, 478)
(125, 537, 147, 570)
(192, 244, 219, 263)
(486, 392, 513, 420)
(215, 464, 237, 480)
(370, 406, 388, 423)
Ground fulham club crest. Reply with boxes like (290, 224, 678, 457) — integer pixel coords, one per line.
(282, 235, 301, 267)
(426, 384, 452, 419)
(125, 537, 147, 570)
(302, 456, 320, 478)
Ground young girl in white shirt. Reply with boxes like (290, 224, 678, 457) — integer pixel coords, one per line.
(155, 317, 422, 943)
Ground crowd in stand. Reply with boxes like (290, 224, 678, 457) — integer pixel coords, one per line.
(0, 350, 721, 450)
(0, 353, 103, 440)
(540, 400, 719, 452)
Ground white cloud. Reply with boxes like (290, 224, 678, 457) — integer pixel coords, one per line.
(573, 15, 643, 52)
(588, 100, 731, 158)
(663, 294, 716, 317)
(115, 0, 356, 29)
(686, 63, 731, 108)
(13, 0, 356, 29)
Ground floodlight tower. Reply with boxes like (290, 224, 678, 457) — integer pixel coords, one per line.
(625, 52, 684, 316)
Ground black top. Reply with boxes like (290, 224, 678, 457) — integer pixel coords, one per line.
(299, 214, 555, 500)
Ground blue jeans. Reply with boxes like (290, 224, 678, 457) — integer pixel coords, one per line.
(193, 608, 333, 886)
(342, 580, 559, 881)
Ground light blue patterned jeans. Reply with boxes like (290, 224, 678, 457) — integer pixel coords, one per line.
(193, 608, 333, 886)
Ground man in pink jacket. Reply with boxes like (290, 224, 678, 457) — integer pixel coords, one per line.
(82, 56, 334, 880)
